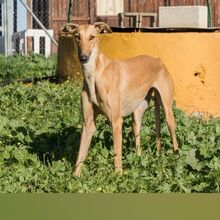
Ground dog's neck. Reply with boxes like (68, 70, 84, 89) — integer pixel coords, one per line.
(81, 41, 101, 105)
(82, 43, 99, 75)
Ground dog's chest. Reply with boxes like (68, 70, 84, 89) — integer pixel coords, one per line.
(83, 66, 99, 106)
(84, 76, 110, 116)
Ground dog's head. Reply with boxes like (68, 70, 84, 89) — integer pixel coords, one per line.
(63, 22, 112, 63)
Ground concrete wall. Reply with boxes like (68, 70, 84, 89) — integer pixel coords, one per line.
(98, 32, 220, 117)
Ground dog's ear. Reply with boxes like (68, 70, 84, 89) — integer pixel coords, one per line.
(61, 23, 79, 34)
(94, 22, 112, 34)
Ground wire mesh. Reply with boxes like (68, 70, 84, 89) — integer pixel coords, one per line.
(32, 0, 49, 29)
(39, 36, 45, 55)
(15, 37, 19, 53)
(13, 0, 17, 33)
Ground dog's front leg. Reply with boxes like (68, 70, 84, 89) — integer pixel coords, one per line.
(74, 89, 96, 177)
(112, 117, 123, 174)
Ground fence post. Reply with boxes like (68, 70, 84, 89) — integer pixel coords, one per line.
(206, 0, 213, 27)
(165, 0, 170, 6)
(67, 0, 73, 23)
(89, 0, 95, 24)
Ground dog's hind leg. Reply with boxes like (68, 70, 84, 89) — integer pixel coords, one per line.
(163, 103, 179, 153)
(132, 100, 148, 156)
(154, 90, 162, 152)
(155, 78, 179, 153)
(112, 116, 123, 173)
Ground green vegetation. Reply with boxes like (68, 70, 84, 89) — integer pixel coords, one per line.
(0, 54, 219, 193)
(0, 54, 56, 81)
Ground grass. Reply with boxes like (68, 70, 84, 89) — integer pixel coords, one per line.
(0, 54, 219, 193)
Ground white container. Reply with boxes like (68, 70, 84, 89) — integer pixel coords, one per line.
(159, 6, 208, 28)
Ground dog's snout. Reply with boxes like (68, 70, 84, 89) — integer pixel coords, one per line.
(79, 54, 89, 62)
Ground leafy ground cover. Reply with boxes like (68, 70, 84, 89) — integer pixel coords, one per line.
(0, 54, 56, 82)
(0, 55, 219, 193)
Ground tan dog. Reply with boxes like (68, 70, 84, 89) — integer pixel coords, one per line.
(68, 22, 179, 176)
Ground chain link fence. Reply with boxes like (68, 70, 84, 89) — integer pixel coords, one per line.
(32, 0, 49, 29)
(0, 0, 54, 57)
(32, 0, 49, 56)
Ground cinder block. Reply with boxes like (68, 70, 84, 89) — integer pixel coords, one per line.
(159, 6, 208, 28)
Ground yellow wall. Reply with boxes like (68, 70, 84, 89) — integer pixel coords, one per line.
(99, 33, 220, 117)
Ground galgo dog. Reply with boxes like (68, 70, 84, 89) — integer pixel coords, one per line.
(64, 22, 179, 176)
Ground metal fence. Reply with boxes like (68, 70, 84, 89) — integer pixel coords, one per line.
(0, 0, 56, 57)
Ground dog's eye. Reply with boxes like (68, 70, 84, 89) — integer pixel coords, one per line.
(89, 35, 95, 40)
(74, 35, 80, 41)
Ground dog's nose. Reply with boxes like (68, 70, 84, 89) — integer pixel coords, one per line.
(79, 54, 88, 62)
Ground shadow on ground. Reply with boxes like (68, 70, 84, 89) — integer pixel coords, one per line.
(28, 126, 81, 165)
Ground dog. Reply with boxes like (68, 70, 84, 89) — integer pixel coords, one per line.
(65, 22, 179, 176)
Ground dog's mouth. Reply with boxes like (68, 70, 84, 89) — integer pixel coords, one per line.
(79, 57, 89, 63)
